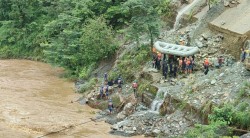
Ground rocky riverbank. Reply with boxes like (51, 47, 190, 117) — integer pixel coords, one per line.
(79, 0, 250, 137)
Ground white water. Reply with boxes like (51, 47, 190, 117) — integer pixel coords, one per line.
(173, 0, 205, 30)
(150, 88, 168, 113)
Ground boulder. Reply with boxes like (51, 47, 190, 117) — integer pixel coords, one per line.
(211, 80, 216, 85)
(153, 129, 161, 135)
(124, 103, 134, 116)
(117, 111, 126, 119)
(224, 1, 229, 6)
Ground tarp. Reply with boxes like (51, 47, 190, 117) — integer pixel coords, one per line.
(154, 41, 199, 57)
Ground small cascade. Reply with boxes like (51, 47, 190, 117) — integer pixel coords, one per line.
(150, 88, 168, 113)
(173, 0, 204, 30)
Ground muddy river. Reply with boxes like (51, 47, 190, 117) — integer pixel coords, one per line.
(0, 60, 140, 138)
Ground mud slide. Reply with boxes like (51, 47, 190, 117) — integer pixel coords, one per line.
(154, 41, 199, 56)
(0, 60, 142, 138)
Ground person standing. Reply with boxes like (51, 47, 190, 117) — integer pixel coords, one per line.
(173, 63, 178, 78)
(132, 81, 138, 98)
(241, 48, 246, 62)
(203, 57, 210, 75)
(152, 53, 157, 68)
(186, 34, 191, 46)
(163, 62, 168, 80)
(99, 85, 104, 99)
(103, 84, 109, 99)
(218, 56, 223, 68)
(108, 98, 114, 114)
(117, 77, 122, 93)
(178, 58, 182, 73)
(104, 72, 108, 81)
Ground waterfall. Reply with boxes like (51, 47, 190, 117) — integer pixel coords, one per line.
(173, 0, 206, 30)
(150, 88, 168, 113)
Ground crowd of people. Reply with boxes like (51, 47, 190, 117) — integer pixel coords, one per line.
(152, 52, 197, 79)
(99, 73, 138, 114)
(152, 51, 227, 78)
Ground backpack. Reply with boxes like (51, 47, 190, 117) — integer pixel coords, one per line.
(132, 82, 138, 88)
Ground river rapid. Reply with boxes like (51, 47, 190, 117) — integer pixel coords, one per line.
(0, 60, 133, 138)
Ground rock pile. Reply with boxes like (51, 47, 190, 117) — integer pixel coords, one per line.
(111, 110, 192, 137)
(224, 0, 240, 7)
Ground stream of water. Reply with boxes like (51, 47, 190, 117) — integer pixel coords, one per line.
(150, 88, 168, 113)
(0, 60, 140, 138)
(174, 0, 204, 30)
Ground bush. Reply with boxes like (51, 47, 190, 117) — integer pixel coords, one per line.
(78, 78, 97, 93)
(109, 44, 150, 83)
(209, 104, 234, 125)
(79, 63, 96, 79)
(185, 121, 229, 138)
(138, 81, 158, 97)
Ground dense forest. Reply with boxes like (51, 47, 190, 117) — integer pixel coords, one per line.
(0, 0, 175, 78)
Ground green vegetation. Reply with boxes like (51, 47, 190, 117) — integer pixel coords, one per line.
(138, 81, 158, 97)
(78, 78, 97, 93)
(183, 80, 250, 137)
(184, 101, 250, 137)
(237, 81, 250, 98)
(94, 95, 121, 110)
(109, 45, 151, 82)
(185, 121, 230, 138)
(0, 0, 175, 79)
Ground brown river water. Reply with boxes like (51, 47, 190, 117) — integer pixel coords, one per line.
(0, 60, 142, 138)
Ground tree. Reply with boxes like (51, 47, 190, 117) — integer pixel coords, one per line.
(123, 0, 162, 47)
(43, 16, 117, 76)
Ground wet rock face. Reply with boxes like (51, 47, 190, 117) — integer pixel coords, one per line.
(141, 93, 155, 107)
(117, 102, 136, 120)
(140, 72, 153, 81)
(159, 94, 176, 115)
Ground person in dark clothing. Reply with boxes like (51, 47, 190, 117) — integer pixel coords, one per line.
(152, 54, 157, 68)
(163, 62, 168, 80)
(117, 77, 122, 93)
(182, 58, 186, 73)
(163, 54, 166, 61)
(99, 86, 104, 99)
(155, 58, 158, 69)
(241, 48, 246, 62)
(107, 79, 114, 86)
(173, 64, 178, 78)
(108, 99, 114, 114)
(186, 34, 191, 46)
(157, 58, 161, 70)
(169, 62, 173, 77)
(168, 54, 174, 63)
(104, 73, 108, 81)
(218, 56, 223, 68)
(162, 60, 167, 71)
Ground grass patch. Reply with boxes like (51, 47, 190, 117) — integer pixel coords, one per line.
(138, 81, 158, 97)
(108, 44, 150, 83)
(78, 78, 98, 93)
(91, 95, 121, 111)
(237, 82, 250, 98)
